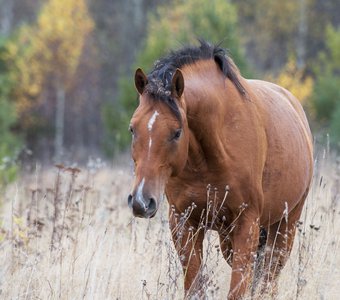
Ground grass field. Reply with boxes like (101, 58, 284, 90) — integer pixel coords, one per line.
(0, 150, 339, 299)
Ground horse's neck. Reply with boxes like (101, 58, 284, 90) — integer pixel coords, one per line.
(185, 129, 209, 172)
(182, 61, 246, 170)
(185, 96, 233, 171)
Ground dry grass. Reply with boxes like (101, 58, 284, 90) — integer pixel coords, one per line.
(0, 151, 339, 300)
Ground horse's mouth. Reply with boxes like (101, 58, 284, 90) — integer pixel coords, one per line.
(147, 209, 158, 218)
(133, 209, 157, 219)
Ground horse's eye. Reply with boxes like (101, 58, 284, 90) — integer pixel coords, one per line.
(129, 125, 134, 135)
(172, 129, 182, 141)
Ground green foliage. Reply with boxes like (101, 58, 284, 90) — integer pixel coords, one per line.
(137, 0, 249, 77)
(105, 0, 249, 154)
(311, 25, 340, 147)
(232, 0, 303, 72)
(0, 37, 20, 185)
(102, 93, 132, 156)
(312, 75, 340, 121)
(324, 25, 340, 71)
(330, 103, 340, 146)
(102, 75, 138, 155)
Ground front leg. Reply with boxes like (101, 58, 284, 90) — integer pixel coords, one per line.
(228, 215, 260, 300)
(169, 210, 205, 296)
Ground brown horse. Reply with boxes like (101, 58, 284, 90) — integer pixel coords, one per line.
(127, 41, 313, 299)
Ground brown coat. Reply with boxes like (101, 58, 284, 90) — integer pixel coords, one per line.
(129, 51, 313, 299)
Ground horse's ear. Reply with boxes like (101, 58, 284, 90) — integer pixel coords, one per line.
(135, 68, 148, 95)
(171, 69, 184, 99)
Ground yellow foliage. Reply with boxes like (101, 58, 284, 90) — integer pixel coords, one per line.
(13, 216, 23, 226)
(4, 216, 29, 247)
(36, 0, 94, 78)
(273, 58, 313, 104)
(0, 233, 5, 243)
(7, 0, 94, 124)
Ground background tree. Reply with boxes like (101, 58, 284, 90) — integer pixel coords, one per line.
(232, 0, 302, 72)
(0, 37, 20, 184)
(8, 0, 94, 161)
(267, 57, 313, 106)
(104, 0, 249, 154)
(311, 25, 340, 146)
(232, 0, 340, 74)
(0, 0, 14, 37)
(1, 0, 340, 163)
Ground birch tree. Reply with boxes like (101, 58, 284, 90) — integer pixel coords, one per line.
(38, 0, 94, 160)
(9, 0, 94, 161)
(0, 0, 14, 37)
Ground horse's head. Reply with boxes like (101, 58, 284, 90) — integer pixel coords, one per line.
(127, 68, 189, 218)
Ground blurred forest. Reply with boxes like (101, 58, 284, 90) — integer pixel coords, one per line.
(0, 0, 339, 178)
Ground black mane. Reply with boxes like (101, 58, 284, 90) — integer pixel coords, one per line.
(144, 40, 246, 122)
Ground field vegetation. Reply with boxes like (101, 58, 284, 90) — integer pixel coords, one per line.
(0, 149, 339, 299)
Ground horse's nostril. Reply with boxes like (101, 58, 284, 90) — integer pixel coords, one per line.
(148, 197, 156, 211)
(128, 194, 133, 208)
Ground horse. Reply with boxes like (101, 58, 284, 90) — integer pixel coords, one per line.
(127, 41, 313, 299)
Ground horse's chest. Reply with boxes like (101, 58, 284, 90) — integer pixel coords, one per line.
(166, 181, 231, 219)
(166, 184, 202, 205)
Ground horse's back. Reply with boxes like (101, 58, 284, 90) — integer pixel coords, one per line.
(247, 79, 313, 224)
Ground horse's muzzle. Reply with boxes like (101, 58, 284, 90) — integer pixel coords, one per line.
(128, 194, 157, 218)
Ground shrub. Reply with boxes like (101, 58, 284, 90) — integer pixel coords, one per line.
(0, 36, 20, 186)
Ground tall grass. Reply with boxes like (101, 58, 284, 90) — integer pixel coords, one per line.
(0, 151, 339, 299)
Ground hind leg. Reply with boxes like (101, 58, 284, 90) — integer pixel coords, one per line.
(251, 227, 268, 292)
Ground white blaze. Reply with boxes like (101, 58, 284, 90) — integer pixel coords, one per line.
(148, 111, 159, 132)
(135, 178, 146, 210)
(147, 110, 159, 156)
